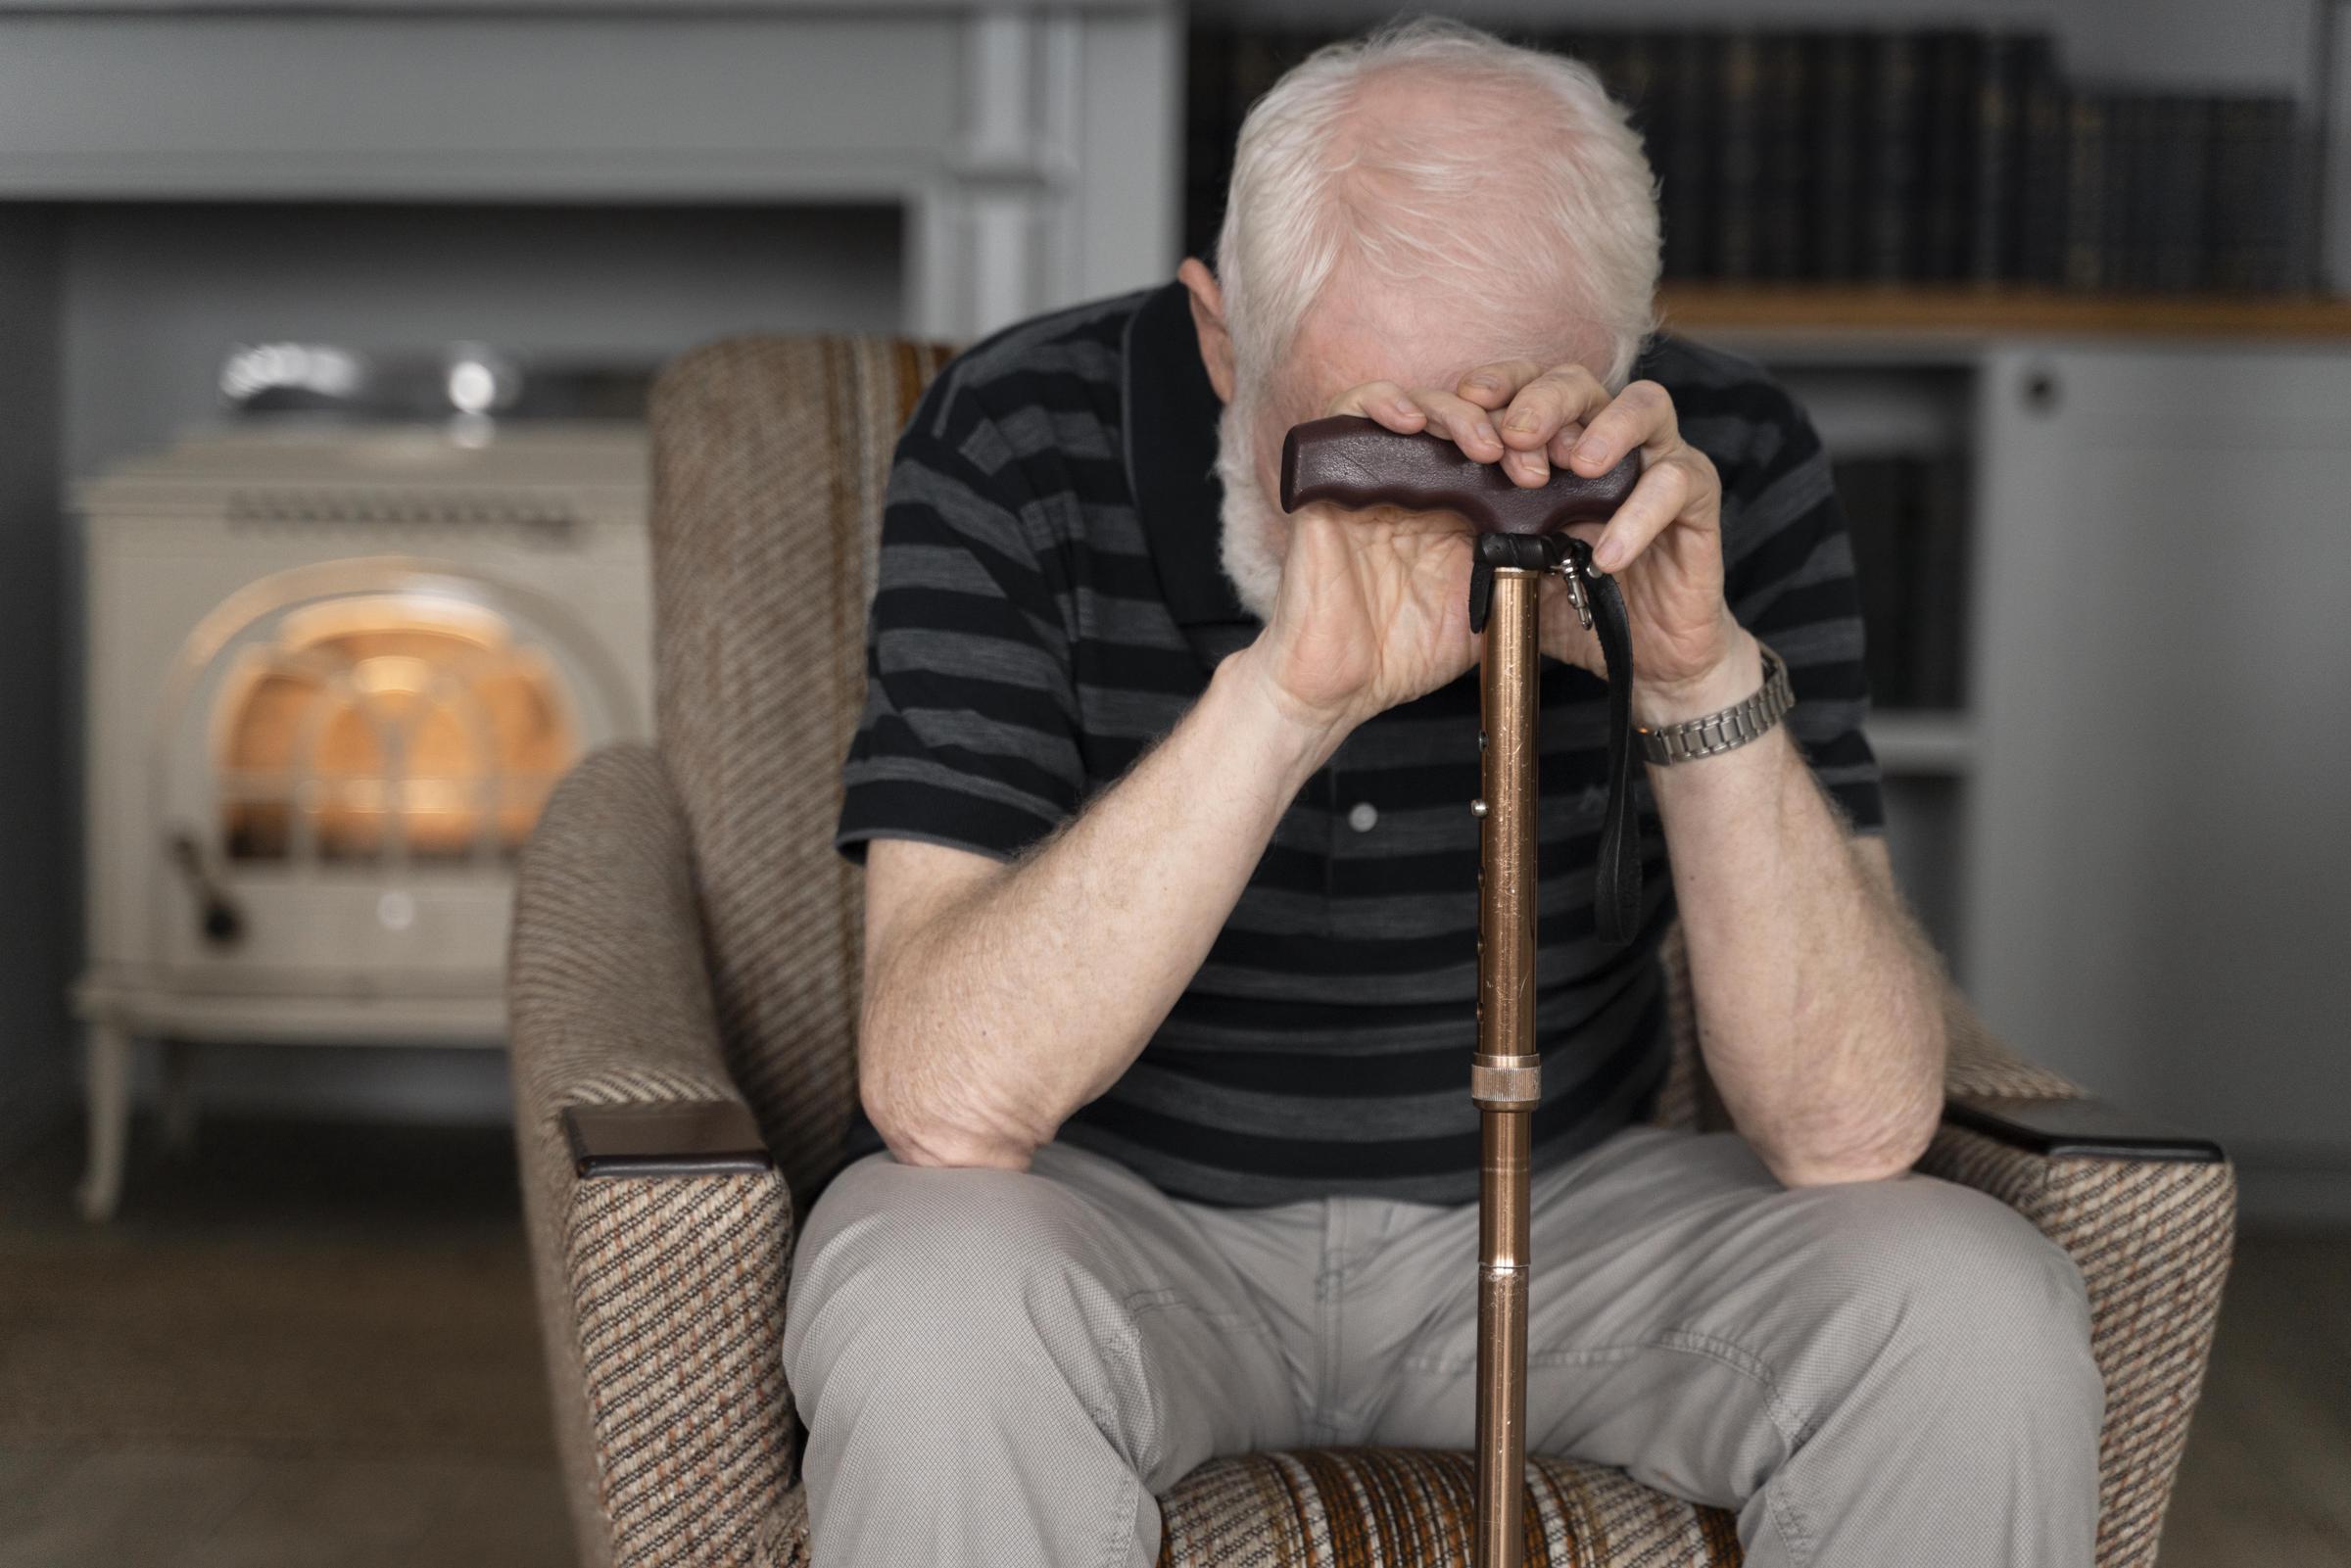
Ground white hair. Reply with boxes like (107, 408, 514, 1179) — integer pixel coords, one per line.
(1212, 16, 1662, 403)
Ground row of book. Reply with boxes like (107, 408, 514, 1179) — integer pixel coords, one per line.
(1836, 454, 1970, 713)
(1184, 24, 2321, 295)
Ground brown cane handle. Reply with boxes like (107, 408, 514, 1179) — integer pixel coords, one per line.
(1278, 413, 1642, 535)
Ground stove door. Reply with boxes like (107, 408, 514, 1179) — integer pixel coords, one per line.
(153, 557, 634, 995)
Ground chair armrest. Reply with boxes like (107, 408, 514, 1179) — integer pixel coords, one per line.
(509, 743, 793, 1568)
(563, 1099, 775, 1179)
(1943, 1095, 2226, 1164)
(1921, 999, 2235, 1568)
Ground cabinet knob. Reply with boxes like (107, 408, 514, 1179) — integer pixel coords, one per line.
(2022, 366, 2061, 415)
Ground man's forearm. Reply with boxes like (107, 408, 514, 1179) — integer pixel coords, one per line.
(861, 645, 1338, 1169)
(1643, 630, 1947, 1186)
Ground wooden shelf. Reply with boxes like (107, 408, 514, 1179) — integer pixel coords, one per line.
(1657, 286, 2351, 341)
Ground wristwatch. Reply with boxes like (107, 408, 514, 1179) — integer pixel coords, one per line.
(1636, 642, 1795, 766)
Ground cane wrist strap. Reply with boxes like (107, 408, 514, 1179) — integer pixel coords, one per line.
(1467, 532, 1642, 948)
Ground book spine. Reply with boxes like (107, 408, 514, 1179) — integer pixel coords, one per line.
(1756, 32, 1811, 281)
(1860, 32, 1923, 282)
(1910, 451, 1971, 710)
(1808, 31, 1863, 284)
(1918, 28, 1981, 283)
(2282, 105, 2322, 292)
(1968, 33, 2022, 284)
(1714, 31, 1762, 281)
(2015, 36, 2068, 286)
(2153, 95, 2213, 292)
(1182, 24, 1232, 262)
(1661, 30, 1717, 281)
(2122, 94, 2153, 291)
(2207, 96, 2259, 292)
(2062, 91, 2110, 291)
(1834, 456, 1913, 710)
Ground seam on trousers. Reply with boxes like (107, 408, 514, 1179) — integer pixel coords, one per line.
(1119, 1285, 1281, 1345)
(1093, 1310, 1168, 1488)
(1643, 1327, 1818, 1564)
(1100, 1460, 1140, 1568)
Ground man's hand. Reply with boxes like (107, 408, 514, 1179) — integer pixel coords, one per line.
(1250, 359, 1756, 756)
(1243, 383, 1482, 751)
(1442, 360, 1752, 723)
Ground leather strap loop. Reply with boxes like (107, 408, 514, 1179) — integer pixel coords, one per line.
(1574, 545, 1643, 948)
(1467, 533, 1642, 948)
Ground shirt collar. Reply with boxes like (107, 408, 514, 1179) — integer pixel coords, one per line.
(1121, 276, 1254, 640)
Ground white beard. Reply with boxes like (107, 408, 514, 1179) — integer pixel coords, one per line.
(1213, 393, 1287, 622)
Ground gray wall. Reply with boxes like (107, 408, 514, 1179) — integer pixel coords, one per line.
(59, 202, 902, 487)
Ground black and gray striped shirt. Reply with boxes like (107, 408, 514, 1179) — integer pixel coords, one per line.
(828, 276, 1884, 1209)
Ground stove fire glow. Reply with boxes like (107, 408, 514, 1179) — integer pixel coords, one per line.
(216, 593, 577, 864)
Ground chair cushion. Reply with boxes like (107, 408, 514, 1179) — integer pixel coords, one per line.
(762, 1448, 1742, 1566)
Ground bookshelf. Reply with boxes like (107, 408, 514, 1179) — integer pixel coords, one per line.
(1658, 287, 2351, 340)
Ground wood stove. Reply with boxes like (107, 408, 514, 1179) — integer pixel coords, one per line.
(72, 418, 652, 1217)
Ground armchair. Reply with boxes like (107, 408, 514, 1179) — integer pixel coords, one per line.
(506, 333, 2235, 1568)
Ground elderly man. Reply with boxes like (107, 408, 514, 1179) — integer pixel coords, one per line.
(783, 18, 2100, 1568)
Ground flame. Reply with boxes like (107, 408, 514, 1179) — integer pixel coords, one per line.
(218, 594, 577, 862)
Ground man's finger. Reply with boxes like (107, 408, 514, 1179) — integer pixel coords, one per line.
(1568, 378, 1678, 477)
(1455, 358, 1545, 408)
(1325, 378, 1429, 432)
(1401, 388, 1506, 461)
(1590, 451, 1717, 573)
(1546, 420, 1590, 464)
(1497, 365, 1611, 488)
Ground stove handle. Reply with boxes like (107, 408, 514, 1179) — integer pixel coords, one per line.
(168, 830, 245, 947)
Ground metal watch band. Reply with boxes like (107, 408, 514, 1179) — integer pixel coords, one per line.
(1636, 642, 1795, 766)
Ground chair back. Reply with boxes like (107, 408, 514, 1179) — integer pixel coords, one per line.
(647, 335, 955, 1203)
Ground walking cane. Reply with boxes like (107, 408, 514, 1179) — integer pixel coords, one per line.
(1280, 416, 1643, 1568)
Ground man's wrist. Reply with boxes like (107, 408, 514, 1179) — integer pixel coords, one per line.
(1216, 643, 1352, 792)
(1633, 624, 1763, 729)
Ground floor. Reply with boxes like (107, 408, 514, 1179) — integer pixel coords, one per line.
(0, 1117, 571, 1568)
(0, 1115, 2343, 1566)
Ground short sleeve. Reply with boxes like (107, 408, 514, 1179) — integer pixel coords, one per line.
(1708, 379, 1888, 833)
(834, 372, 1087, 865)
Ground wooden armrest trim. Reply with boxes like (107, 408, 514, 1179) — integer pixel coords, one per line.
(1943, 1095, 2226, 1164)
(562, 1100, 774, 1180)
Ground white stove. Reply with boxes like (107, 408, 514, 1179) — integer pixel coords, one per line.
(72, 418, 653, 1217)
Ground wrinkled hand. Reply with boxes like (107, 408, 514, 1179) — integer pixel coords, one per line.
(1384, 359, 1753, 718)
(1246, 389, 1480, 745)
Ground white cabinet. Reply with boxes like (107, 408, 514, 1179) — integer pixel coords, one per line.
(1723, 327, 2351, 1201)
(1965, 344, 2351, 1155)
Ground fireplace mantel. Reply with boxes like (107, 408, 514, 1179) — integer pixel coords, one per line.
(0, 0, 1180, 339)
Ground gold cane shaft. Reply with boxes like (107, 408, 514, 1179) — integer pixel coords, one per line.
(1472, 567, 1541, 1568)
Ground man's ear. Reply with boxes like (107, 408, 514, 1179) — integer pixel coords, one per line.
(1176, 257, 1237, 405)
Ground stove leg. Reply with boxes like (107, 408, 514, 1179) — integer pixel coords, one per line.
(77, 1020, 134, 1223)
(160, 1040, 200, 1157)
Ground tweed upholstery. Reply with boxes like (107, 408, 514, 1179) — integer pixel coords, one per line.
(649, 335, 957, 1208)
(1921, 1125, 2236, 1568)
(508, 332, 2235, 1568)
(753, 1449, 1740, 1567)
(510, 745, 793, 1568)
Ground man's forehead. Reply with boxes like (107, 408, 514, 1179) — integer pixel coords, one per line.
(1282, 284, 1591, 406)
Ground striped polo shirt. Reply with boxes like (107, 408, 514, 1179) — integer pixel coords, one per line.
(826, 275, 1884, 1209)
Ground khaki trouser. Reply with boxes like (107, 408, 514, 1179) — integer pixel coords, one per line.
(784, 1124, 2101, 1567)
